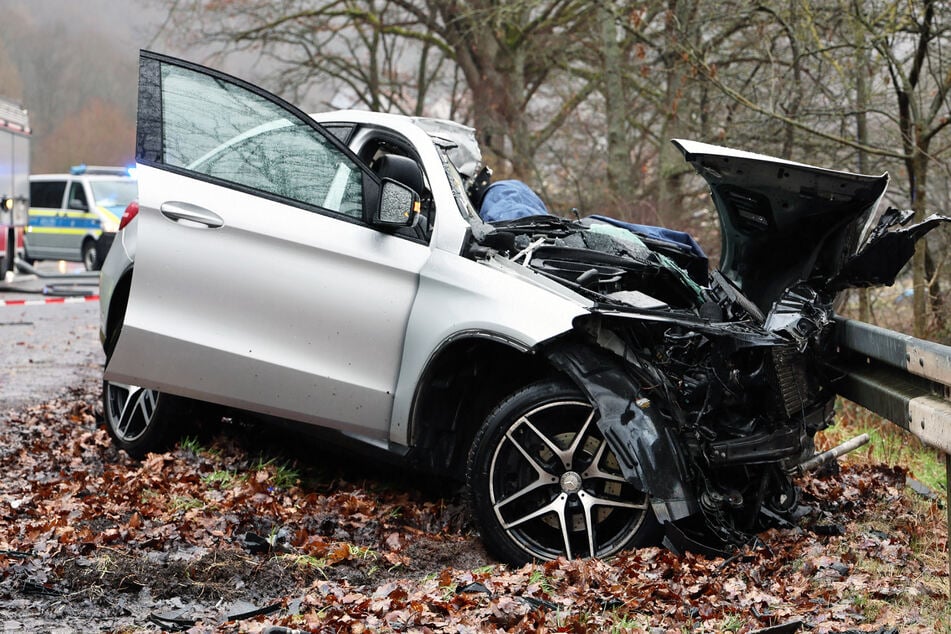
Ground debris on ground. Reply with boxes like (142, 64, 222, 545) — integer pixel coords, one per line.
(0, 380, 947, 632)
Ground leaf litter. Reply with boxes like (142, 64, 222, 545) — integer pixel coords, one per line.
(0, 380, 947, 632)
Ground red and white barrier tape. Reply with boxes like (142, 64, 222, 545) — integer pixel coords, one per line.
(1, 295, 99, 307)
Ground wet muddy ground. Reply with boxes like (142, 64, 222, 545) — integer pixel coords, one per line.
(1, 378, 947, 633)
(0, 296, 947, 632)
(0, 380, 491, 632)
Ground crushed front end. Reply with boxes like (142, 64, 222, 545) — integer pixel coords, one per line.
(541, 271, 841, 551)
(468, 139, 949, 551)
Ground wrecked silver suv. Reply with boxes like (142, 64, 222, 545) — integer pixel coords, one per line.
(100, 51, 947, 564)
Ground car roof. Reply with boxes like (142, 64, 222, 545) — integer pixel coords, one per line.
(310, 110, 450, 146)
(30, 174, 135, 181)
(311, 110, 482, 176)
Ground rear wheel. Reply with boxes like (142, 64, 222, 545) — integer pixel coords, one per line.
(467, 379, 660, 563)
(82, 239, 100, 271)
(103, 380, 183, 458)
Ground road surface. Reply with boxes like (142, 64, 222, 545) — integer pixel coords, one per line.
(0, 262, 103, 415)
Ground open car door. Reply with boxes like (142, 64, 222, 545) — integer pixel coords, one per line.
(104, 51, 428, 438)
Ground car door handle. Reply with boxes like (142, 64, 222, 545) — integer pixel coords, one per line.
(160, 201, 224, 228)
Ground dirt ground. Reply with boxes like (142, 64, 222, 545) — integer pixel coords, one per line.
(0, 379, 496, 633)
(0, 375, 948, 633)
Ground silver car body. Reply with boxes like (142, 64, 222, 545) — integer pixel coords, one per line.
(102, 109, 588, 448)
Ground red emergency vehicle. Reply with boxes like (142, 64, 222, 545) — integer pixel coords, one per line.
(0, 96, 30, 277)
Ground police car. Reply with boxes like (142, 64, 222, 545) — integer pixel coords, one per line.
(26, 165, 137, 270)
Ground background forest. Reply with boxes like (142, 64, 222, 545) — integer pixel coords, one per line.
(2, 0, 950, 337)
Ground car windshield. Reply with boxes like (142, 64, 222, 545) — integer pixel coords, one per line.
(90, 180, 138, 209)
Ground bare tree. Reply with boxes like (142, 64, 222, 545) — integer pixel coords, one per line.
(0, 5, 137, 171)
(858, 0, 951, 336)
(672, 0, 951, 337)
(162, 0, 598, 179)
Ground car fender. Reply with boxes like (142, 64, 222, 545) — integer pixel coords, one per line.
(388, 248, 591, 444)
(98, 221, 137, 352)
(545, 339, 699, 524)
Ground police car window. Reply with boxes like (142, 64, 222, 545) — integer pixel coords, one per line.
(67, 182, 88, 210)
(89, 180, 138, 209)
(158, 64, 363, 218)
(30, 181, 66, 208)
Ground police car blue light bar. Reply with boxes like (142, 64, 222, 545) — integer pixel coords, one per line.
(70, 165, 135, 177)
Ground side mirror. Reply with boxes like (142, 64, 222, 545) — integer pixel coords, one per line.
(371, 178, 419, 229)
(70, 199, 88, 211)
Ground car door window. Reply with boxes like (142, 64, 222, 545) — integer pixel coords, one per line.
(67, 182, 88, 210)
(197, 126, 364, 217)
(30, 181, 66, 208)
(140, 56, 364, 218)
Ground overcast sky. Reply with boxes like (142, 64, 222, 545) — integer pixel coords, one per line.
(1, 0, 163, 54)
(0, 0, 253, 68)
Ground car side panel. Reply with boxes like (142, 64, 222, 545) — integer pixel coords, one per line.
(26, 178, 105, 261)
(25, 178, 71, 260)
(104, 165, 428, 437)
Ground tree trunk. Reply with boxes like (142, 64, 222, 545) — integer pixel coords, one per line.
(912, 145, 928, 337)
(656, 0, 691, 226)
(925, 242, 945, 333)
(601, 1, 632, 213)
(854, 18, 870, 323)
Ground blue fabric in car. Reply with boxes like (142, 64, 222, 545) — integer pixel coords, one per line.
(479, 180, 549, 222)
(478, 179, 705, 260)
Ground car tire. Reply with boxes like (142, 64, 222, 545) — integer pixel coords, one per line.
(467, 378, 660, 564)
(82, 239, 101, 271)
(102, 380, 184, 459)
(1, 227, 13, 276)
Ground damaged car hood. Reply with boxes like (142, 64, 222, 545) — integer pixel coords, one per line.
(672, 139, 893, 312)
(469, 139, 949, 346)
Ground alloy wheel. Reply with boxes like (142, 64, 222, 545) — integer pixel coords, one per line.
(486, 398, 651, 560)
(105, 381, 160, 443)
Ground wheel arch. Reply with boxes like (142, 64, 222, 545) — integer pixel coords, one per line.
(81, 234, 98, 254)
(103, 268, 133, 359)
(406, 332, 562, 478)
(545, 338, 700, 523)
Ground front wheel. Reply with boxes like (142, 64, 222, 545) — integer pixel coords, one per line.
(103, 380, 183, 459)
(467, 379, 660, 564)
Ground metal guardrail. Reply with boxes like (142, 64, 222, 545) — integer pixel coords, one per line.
(828, 317, 951, 454)
(825, 316, 951, 585)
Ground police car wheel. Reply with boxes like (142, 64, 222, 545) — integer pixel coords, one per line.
(82, 240, 101, 271)
(103, 380, 184, 459)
